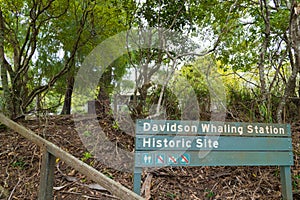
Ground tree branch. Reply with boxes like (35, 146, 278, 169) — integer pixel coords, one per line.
(23, 4, 91, 109)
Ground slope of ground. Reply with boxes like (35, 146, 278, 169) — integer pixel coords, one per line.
(0, 115, 299, 200)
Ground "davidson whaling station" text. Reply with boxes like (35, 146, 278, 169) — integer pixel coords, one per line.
(143, 122, 286, 135)
(139, 121, 287, 149)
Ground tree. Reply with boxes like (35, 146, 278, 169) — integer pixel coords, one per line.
(190, 0, 300, 122)
(0, 0, 132, 118)
(124, 0, 202, 120)
(60, 0, 130, 115)
(276, 0, 300, 122)
(0, 0, 92, 118)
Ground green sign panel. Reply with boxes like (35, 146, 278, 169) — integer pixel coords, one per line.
(135, 151, 293, 167)
(133, 119, 293, 198)
(136, 119, 290, 136)
(135, 135, 291, 151)
(134, 119, 292, 168)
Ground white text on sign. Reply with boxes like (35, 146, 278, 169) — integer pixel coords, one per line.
(142, 122, 286, 135)
(142, 137, 219, 149)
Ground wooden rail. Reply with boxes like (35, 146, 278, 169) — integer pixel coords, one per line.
(0, 113, 144, 200)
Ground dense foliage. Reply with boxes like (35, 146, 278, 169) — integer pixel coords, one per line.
(1, 0, 300, 123)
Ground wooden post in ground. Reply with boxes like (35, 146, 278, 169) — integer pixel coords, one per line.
(280, 166, 293, 200)
(133, 167, 142, 195)
(38, 147, 56, 200)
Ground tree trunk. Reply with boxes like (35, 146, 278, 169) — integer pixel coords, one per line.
(0, 10, 12, 117)
(61, 57, 76, 115)
(258, 0, 270, 120)
(277, 4, 300, 123)
(61, 75, 74, 115)
(96, 67, 112, 117)
(298, 72, 300, 98)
